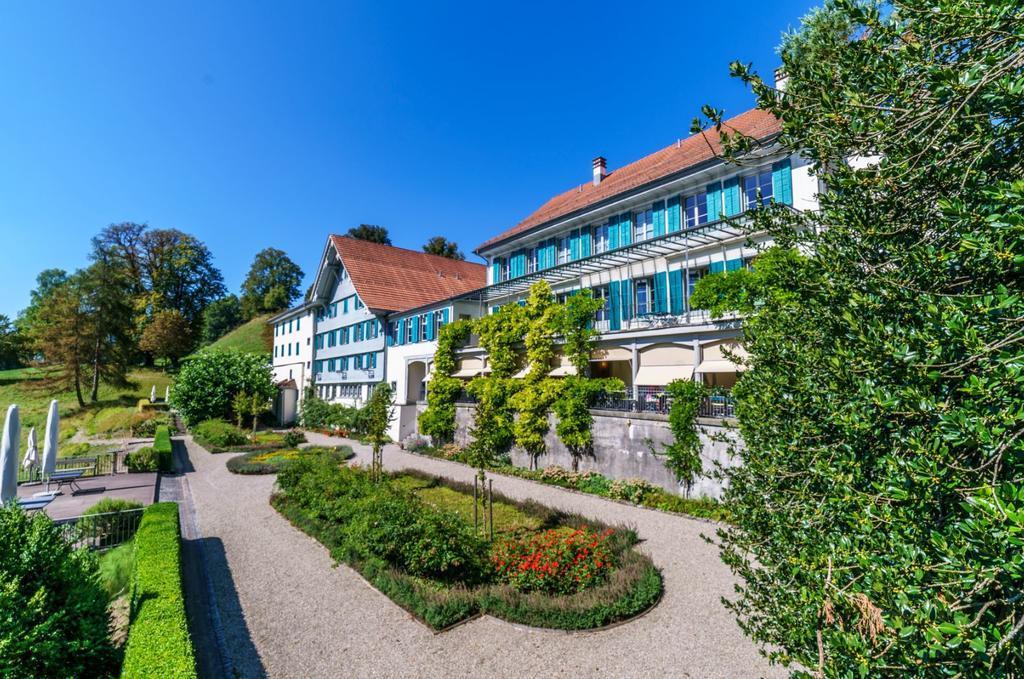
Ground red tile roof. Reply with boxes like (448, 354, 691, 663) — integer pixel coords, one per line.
(329, 236, 487, 313)
(476, 109, 781, 252)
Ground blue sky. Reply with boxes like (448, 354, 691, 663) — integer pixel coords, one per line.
(0, 0, 815, 319)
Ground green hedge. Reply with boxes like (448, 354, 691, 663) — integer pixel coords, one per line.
(153, 426, 173, 472)
(121, 503, 197, 679)
(137, 399, 170, 413)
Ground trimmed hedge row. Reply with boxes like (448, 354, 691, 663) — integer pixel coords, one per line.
(153, 426, 173, 472)
(121, 503, 197, 679)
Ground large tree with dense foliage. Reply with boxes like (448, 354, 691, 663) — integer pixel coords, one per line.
(0, 315, 25, 369)
(422, 236, 465, 260)
(239, 248, 304, 318)
(346, 224, 391, 245)
(138, 309, 194, 368)
(693, 1, 1024, 675)
(200, 294, 243, 345)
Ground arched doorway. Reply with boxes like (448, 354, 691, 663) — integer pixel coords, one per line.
(407, 360, 427, 404)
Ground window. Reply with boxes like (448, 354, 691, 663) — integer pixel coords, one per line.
(684, 193, 708, 227)
(557, 236, 570, 264)
(343, 298, 349, 314)
(274, 346, 278, 358)
(295, 317, 300, 331)
(435, 312, 444, 337)
(743, 168, 774, 208)
(635, 278, 653, 315)
(288, 320, 293, 333)
(355, 323, 364, 342)
(287, 343, 292, 356)
(406, 320, 414, 344)
(526, 247, 538, 274)
(593, 223, 610, 254)
(687, 267, 707, 305)
(295, 342, 300, 355)
(633, 208, 653, 241)
(420, 314, 428, 340)
(593, 286, 610, 322)
(355, 297, 364, 310)
(354, 354, 363, 370)
(501, 258, 510, 281)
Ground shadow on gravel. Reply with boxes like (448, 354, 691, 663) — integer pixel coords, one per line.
(183, 536, 267, 679)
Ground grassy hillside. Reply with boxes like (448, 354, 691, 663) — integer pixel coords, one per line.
(0, 367, 173, 451)
(200, 315, 273, 355)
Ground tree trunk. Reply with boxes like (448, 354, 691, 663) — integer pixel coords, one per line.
(90, 336, 101, 401)
(74, 363, 85, 408)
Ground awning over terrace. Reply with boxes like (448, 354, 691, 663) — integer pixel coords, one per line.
(451, 357, 484, 378)
(697, 341, 749, 373)
(461, 215, 751, 303)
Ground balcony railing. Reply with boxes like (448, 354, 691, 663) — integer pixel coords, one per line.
(18, 451, 120, 484)
(593, 392, 736, 419)
(54, 508, 144, 550)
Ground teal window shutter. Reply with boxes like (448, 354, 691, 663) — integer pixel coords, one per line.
(580, 228, 591, 257)
(569, 230, 580, 261)
(412, 316, 420, 342)
(492, 259, 501, 283)
(398, 319, 405, 345)
(667, 196, 680, 232)
(441, 308, 449, 325)
(723, 177, 741, 216)
(709, 260, 726, 274)
(726, 258, 744, 272)
(426, 311, 435, 341)
(619, 213, 632, 246)
(706, 182, 722, 222)
(772, 158, 793, 205)
(669, 269, 684, 314)
(652, 200, 666, 237)
(609, 281, 621, 331)
(608, 222, 619, 250)
(620, 279, 633, 321)
(654, 272, 668, 313)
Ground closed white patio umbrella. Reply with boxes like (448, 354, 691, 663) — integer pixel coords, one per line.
(150, 385, 157, 403)
(1, 405, 20, 503)
(23, 426, 38, 472)
(165, 385, 170, 403)
(42, 400, 59, 478)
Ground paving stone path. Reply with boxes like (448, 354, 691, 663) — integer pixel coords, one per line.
(177, 431, 783, 678)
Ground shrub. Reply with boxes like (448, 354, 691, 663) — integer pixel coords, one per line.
(491, 527, 615, 595)
(131, 411, 172, 437)
(0, 505, 116, 677)
(226, 446, 354, 475)
(172, 351, 274, 426)
(282, 429, 305, 448)
(83, 497, 144, 547)
(137, 398, 169, 413)
(192, 418, 249, 449)
(153, 425, 173, 471)
(126, 446, 159, 473)
(121, 503, 197, 678)
(402, 434, 429, 452)
(608, 478, 654, 504)
(299, 394, 366, 433)
(98, 543, 135, 600)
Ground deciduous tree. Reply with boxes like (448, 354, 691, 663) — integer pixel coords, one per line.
(422, 236, 465, 260)
(201, 295, 243, 345)
(138, 310, 193, 369)
(240, 248, 304, 318)
(346, 224, 391, 245)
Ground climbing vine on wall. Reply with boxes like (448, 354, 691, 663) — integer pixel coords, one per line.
(418, 319, 472, 444)
(662, 378, 707, 490)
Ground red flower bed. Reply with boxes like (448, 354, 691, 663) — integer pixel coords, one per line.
(491, 527, 615, 595)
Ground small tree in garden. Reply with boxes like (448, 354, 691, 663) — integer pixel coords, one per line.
(0, 506, 116, 677)
(661, 379, 707, 493)
(249, 392, 269, 432)
(364, 383, 394, 482)
(232, 391, 252, 429)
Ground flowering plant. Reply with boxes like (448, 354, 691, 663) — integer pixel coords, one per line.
(491, 527, 615, 595)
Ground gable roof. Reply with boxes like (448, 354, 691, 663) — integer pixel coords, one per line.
(329, 236, 486, 313)
(476, 108, 781, 253)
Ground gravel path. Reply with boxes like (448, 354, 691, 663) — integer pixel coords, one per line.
(181, 432, 782, 678)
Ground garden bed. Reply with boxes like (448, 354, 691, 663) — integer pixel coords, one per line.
(227, 446, 354, 474)
(404, 445, 732, 524)
(271, 458, 662, 631)
(191, 418, 306, 453)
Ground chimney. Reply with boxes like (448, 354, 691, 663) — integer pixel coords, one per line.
(592, 156, 607, 186)
(774, 67, 789, 93)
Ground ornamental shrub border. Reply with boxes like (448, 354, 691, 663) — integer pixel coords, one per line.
(226, 446, 354, 475)
(271, 466, 662, 631)
(121, 502, 197, 679)
(405, 446, 732, 524)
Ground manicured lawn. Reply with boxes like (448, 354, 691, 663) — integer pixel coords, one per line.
(0, 368, 174, 452)
(193, 314, 272, 355)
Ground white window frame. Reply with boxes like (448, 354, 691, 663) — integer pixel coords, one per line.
(633, 208, 653, 241)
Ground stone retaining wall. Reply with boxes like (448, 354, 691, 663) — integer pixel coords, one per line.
(453, 405, 740, 500)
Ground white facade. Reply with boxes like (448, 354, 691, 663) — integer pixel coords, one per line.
(270, 307, 314, 391)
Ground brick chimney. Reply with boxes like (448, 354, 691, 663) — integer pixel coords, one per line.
(592, 156, 607, 186)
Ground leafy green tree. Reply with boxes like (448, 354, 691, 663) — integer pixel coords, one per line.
(240, 248, 304, 318)
(201, 295, 243, 345)
(80, 256, 136, 400)
(140, 228, 226, 325)
(422, 236, 465, 260)
(0, 505, 116, 677)
(697, 1, 1024, 674)
(346, 224, 391, 245)
(364, 382, 395, 481)
(418, 319, 473, 443)
(661, 379, 707, 491)
(138, 310, 193, 369)
(0, 315, 25, 369)
(29, 277, 93, 406)
(15, 268, 68, 343)
(172, 351, 274, 426)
